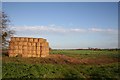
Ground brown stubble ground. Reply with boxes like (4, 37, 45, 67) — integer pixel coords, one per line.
(2, 54, 119, 65)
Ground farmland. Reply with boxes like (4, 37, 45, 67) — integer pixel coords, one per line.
(2, 49, 120, 79)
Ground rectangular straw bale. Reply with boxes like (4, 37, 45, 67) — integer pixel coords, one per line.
(41, 54, 49, 57)
(11, 37, 16, 41)
(36, 54, 40, 57)
(40, 51, 46, 54)
(36, 55, 39, 57)
(33, 38, 38, 42)
(41, 47, 45, 50)
(46, 53, 49, 56)
(30, 47, 33, 50)
(27, 47, 30, 50)
(18, 46, 22, 49)
(28, 42, 31, 46)
(28, 47, 32, 50)
(41, 54, 48, 57)
(41, 51, 49, 55)
(42, 51, 49, 53)
(9, 54, 16, 57)
(46, 50, 49, 53)
(8, 54, 13, 57)
(37, 47, 40, 51)
(19, 42, 23, 45)
(46, 52, 49, 55)
(28, 54, 32, 57)
(31, 54, 33, 57)
(40, 43, 44, 47)
(15, 53, 18, 56)
(8, 50, 14, 54)
(41, 42, 49, 47)
(9, 46, 14, 49)
(23, 46, 28, 50)
(16, 37, 20, 41)
(22, 50, 26, 53)
(29, 50, 33, 54)
(22, 50, 28, 54)
(14, 46, 19, 49)
(24, 38, 28, 42)
(45, 42, 49, 46)
(36, 43, 41, 46)
(22, 54, 28, 57)
(45, 52, 49, 55)
(18, 50, 22, 54)
(9, 44, 14, 48)
(14, 50, 19, 55)
(36, 50, 40, 54)
(20, 37, 25, 41)
(32, 54, 37, 57)
(31, 54, 34, 57)
(38, 38, 46, 43)
(33, 51, 36, 54)
(31, 42, 36, 46)
(28, 50, 32, 54)
(32, 47, 36, 50)
(29, 38, 33, 42)
(41, 47, 49, 51)
(9, 41, 14, 45)
(23, 42, 27, 46)
(11, 50, 15, 54)
(14, 42, 19, 45)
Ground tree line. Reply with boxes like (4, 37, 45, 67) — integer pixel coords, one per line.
(0, 11, 15, 48)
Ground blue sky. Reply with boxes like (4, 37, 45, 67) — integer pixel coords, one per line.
(2, 0, 120, 2)
(2, 2, 118, 49)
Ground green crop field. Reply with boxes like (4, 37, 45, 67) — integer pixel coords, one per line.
(50, 49, 120, 59)
(2, 49, 120, 79)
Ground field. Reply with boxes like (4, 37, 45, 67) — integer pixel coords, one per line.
(2, 49, 120, 79)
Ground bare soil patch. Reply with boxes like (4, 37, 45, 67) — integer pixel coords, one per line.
(2, 54, 119, 65)
(48, 54, 119, 65)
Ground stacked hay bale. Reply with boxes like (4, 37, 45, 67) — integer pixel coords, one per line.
(8, 37, 49, 57)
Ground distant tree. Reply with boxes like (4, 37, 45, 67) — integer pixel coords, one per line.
(0, 11, 15, 48)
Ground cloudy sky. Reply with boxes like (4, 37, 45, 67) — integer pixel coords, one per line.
(3, 2, 118, 49)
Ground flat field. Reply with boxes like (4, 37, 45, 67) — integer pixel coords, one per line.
(2, 49, 120, 79)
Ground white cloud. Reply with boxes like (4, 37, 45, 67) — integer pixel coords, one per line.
(11, 25, 87, 33)
(89, 28, 105, 32)
(88, 28, 118, 34)
(70, 28, 86, 32)
(11, 25, 117, 35)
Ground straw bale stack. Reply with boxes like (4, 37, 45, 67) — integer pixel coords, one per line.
(8, 37, 49, 57)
